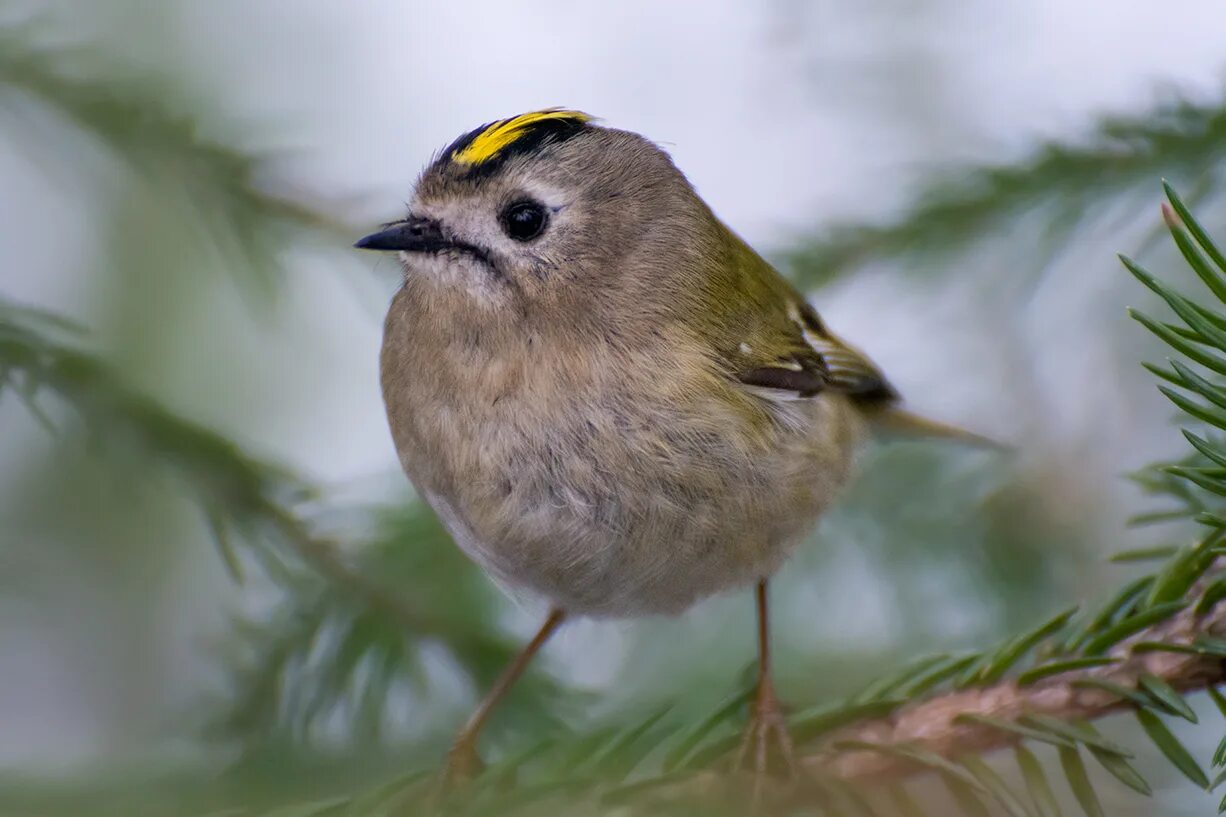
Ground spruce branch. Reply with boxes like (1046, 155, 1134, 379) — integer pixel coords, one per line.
(785, 94, 1226, 289)
(0, 26, 357, 295)
(0, 32, 349, 229)
(0, 296, 442, 639)
(808, 582, 1226, 784)
(260, 501, 502, 656)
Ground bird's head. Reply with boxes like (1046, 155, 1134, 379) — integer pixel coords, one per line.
(357, 109, 713, 312)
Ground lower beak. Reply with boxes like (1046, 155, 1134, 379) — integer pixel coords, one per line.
(354, 216, 447, 252)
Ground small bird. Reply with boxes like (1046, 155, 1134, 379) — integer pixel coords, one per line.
(358, 109, 978, 786)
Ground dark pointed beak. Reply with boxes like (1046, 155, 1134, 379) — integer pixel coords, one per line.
(354, 216, 447, 252)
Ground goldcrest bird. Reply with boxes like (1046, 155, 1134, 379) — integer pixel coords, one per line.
(358, 109, 979, 785)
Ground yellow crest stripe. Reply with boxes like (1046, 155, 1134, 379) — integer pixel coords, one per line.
(452, 108, 593, 166)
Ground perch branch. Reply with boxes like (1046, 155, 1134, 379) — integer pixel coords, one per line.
(808, 591, 1226, 783)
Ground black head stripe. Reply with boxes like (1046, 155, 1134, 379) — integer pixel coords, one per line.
(434, 110, 593, 177)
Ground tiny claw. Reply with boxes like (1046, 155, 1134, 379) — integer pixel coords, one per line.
(734, 679, 798, 804)
(416, 746, 486, 817)
(442, 739, 486, 788)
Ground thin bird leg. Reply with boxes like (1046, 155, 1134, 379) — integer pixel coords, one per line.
(734, 580, 797, 793)
(444, 608, 566, 783)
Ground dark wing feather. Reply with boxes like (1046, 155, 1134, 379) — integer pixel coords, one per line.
(704, 219, 897, 405)
(732, 299, 897, 404)
(737, 361, 826, 397)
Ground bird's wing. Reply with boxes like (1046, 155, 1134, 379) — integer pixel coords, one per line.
(702, 225, 1007, 448)
(725, 295, 897, 404)
(700, 219, 897, 404)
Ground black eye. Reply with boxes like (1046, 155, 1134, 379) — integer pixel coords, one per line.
(500, 200, 548, 242)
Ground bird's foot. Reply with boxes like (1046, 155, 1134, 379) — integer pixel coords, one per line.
(412, 742, 485, 817)
(441, 738, 485, 788)
(734, 679, 797, 801)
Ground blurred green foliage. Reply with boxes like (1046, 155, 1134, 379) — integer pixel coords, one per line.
(785, 95, 1226, 290)
(4, 7, 1226, 817)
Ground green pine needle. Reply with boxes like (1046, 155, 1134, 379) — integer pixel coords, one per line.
(1215, 732, 1226, 769)
(1120, 255, 1226, 352)
(1018, 716, 1132, 758)
(1109, 545, 1180, 562)
(960, 755, 1032, 817)
(661, 686, 752, 771)
(854, 654, 954, 702)
(591, 705, 674, 782)
(1208, 685, 1226, 721)
(1170, 360, 1226, 413)
(1159, 392, 1226, 436)
(1130, 640, 1215, 656)
(1058, 746, 1104, 817)
(1147, 529, 1226, 607)
(954, 714, 1075, 748)
(943, 774, 992, 817)
(1164, 182, 1226, 279)
(1085, 746, 1152, 797)
(1137, 674, 1198, 722)
(1015, 744, 1064, 817)
(1136, 708, 1210, 788)
(1076, 575, 1156, 646)
(1077, 722, 1152, 797)
(1070, 678, 1154, 710)
(789, 699, 906, 745)
(1184, 430, 1226, 469)
(979, 607, 1079, 684)
(1129, 309, 1226, 376)
(1197, 577, 1226, 616)
(204, 509, 245, 584)
(1017, 658, 1119, 686)
(1140, 361, 1188, 388)
(597, 770, 695, 807)
(897, 654, 983, 697)
(1080, 601, 1187, 655)
(1166, 464, 1226, 498)
(1190, 635, 1226, 656)
(1164, 214, 1226, 308)
(836, 741, 988, 794)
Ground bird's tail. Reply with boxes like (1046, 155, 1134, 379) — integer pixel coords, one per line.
(862, 405, 1007, 450)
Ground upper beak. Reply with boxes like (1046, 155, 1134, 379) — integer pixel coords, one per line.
(354, 216, 447, 252)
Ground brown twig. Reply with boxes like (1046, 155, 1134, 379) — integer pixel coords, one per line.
(808, 593, 1226, 783)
